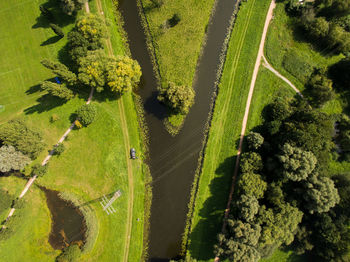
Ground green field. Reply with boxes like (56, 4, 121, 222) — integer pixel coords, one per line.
(186, 0, 272, 260)
(0, 176, 59, 261)
(0, 0, 146, 261)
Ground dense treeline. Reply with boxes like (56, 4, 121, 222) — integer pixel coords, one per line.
(214, 96, 350, 261)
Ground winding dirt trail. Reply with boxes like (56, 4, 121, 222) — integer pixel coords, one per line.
(94, 1, 134, 261)
(214, 0, 276, 260)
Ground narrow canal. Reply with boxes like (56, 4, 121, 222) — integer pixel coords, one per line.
(119, 0, 237, 260)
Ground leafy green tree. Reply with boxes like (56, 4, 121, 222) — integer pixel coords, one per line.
(267, 97, 293, 121)
(266, 182, 284, 207)
(303, 173, 340, 214)
(76, 104, 97, 126)
(67, 30, 100, 62)
(60, 0, 85, 16)
(306, 69, 334, 107)
(31, 164, 48, 177)
(40, 81, 74, 100)
(76, 14, 107, 43)
(78, 50, 110, 92)
(54, 143, 65, 156)
(41, 59, 77, 86)
(240, 152, 263, 173)
(278, 143, 317, 181)
(49, 23, 64, 38)
(236, 194, 259, 222)
(158, 82, 195, 114)
(0, 145, 31, 172)
(258, 203, 303, 247)
(310, 17, 329, 39)
(246, 132, 264, 150)
(106, 56, 142, 94)
(238, 172, 267, 199)
(0, 119, 46, 159)
(292, 226, 314, 255)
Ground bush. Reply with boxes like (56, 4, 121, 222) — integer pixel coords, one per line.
(246, 132, 264, 150)
(54, 143, 65, 156)
(168, 13, 181, 27)
(56, 244, 81, 262)
(0, 189, 12, 214)
(158, 82, 195, 114)
(31, 164, 48, 177)
(50, 114, 60, 123)
(76, 104, 97, 126)
(282, 50, 313, 83)
(49, 23, 64, 38)
(12, 198, 25, 209)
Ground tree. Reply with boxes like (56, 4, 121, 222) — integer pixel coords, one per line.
(303, 173, 340, 214)
(310, 17, 329, 39)
(238, 173, 267, 199)
(158, 82, 195, 114)
(49, 23, 64, 38)
(41, 59, 77, 86)
(277, 143, 317, 181)
(76, 104, 97, 126)
(240, 152, 263, 173)
(267, 97, 292, 122)
(258, 203, 303, 247)
(67, 30, 97, 62)
(40, 81, 74, 100)
(0, 145, 31, 172)
(31, 164, 48, 177)
(78, 50, 109, 91)
(59, 0, 85, 16)
(305, 69, 334, 107)
(54, 143, 65, 156)
(246, 132, 264, 150)
(0, 119, 46, 159)
(76, 14, 107, 43)
(236, 194, 259, 222)
(106, 56, 142, 94)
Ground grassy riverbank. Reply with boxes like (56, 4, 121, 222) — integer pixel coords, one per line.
(0, 0, 146, 261)
(185, 0, 271, 259)
(0, 176, 59, 261)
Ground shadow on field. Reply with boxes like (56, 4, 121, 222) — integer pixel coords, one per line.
(188, 155, 236, 260)
(26, 84, 41, 95)
(24, 94, 66, 114)
(77, 192, 116, 207)
(41, 35, 62, 46)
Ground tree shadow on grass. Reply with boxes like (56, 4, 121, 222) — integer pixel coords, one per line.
(41, 35, 62, 46)
(24, 94, 66, 115)
(25, 84, 42, 95)
(187, 156, 236, 260)
(77, 192, 115, 207)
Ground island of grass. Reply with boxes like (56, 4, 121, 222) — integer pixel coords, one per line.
(139, 0, 217, 133)
(0, 0, 147, 261)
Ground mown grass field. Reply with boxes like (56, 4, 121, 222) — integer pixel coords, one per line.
(0, 0, 146, 261)
(186, 0, 271, 260)
(0, 176, 59, 261)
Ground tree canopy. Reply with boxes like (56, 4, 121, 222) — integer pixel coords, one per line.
(0, 145, 31, 173)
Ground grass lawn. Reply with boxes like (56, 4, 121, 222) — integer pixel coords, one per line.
(0, 176, 59, 261)
(0, 0, 146, 261)
(186, 0, 272, 260)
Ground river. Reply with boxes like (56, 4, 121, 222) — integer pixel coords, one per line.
(119, 0, 237, 260)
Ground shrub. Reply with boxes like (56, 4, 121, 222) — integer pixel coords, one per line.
(0, 145, 31, 172)
(76, 104, 97, 126)
(50, 114, 60, 123)
(56, 244, 82, 262)
(168, 13, 181, 27)
(282, 50, 313, 83)
(54, 143, 65, 155)
(0, 189, 12, 214)
(31, 164, 48, 177)
(49, 23, 64, 38)
(158, 82, 195, 114)
(75, 120, 83, 129)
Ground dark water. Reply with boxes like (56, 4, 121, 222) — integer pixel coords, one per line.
(42, 188, 86, 249)
(119, 0, 237, 260)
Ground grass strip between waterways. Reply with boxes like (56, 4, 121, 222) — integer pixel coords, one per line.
(185, 0, 271, 259)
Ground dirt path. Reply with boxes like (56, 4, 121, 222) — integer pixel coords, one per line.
(214, 0, 276, 260)
(262, 55, 303, 97)
(94, 1, 134, 261)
